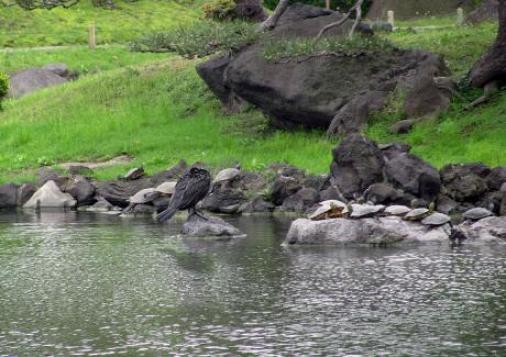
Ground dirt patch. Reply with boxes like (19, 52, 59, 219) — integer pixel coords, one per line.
(57, 155, 133, 170)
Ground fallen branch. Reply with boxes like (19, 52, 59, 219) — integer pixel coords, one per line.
(316, 0, 364, 41)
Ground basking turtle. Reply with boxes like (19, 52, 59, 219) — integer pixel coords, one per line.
(462, 207, 493, 221)
(384, 205, 411, 216)
(308, 200, 348, 221)
(122, 188, 159, 213)
(350, 204, 385, 219)
(421, 212, 451, 227)
(213, 168, 241, 189)
(404, 208, 430, 221)
(155, 181, 177, 196)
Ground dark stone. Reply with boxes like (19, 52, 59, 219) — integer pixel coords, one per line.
(233, 171, 267, 191)
(364, 183, 403, 205)
(42, 63, 69, 78)
(500, 192, 506, 216)
(239, 196, 275, 213)
(233, 0, 267, 22)
(436, 194, 459, 215)
(152, 196, 171, 213)
(69, 165, 93, 177)
(487, 167, 506, 191)
(303, 175, 327, 191)
(475, 191, 504, 214)
(319, 184, 346, 202)
(0, 183, 19, 209)
(181, 213, 243, 237)
(38, 167, 61, 186)
(403, 74, 451, 118)
(384, 153, 441, 201)
(200, 188, 247, 214)
(199, 4, 449, 134)
(389, 119, 416, 134)
(93, 178, 154, 208)
(270, 176, 302, 205)
(331, 134, 385, 200)
(441, 164, 489, 202)
(280, 187, 319, 212)
(380, 143, 412, 160)
(8, 68, 67, 98)
(132, 204, 155, 214)
(61, 176, 96, 206)
(17, 183, 37, 207)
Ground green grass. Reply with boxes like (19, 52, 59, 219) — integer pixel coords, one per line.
(0, 46, 168, 73)
(0, 59, 335, 183)
(384, 21, 497, 77)
(0, 0, 205, 47)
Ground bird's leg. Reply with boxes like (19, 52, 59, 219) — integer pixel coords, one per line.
(189, 207, 209, 221)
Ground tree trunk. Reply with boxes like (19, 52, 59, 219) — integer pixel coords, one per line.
(259, 0, 290, 31)
(469, 0, 506, 88)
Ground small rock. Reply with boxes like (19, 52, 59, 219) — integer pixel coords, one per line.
(384, 205, 411, 216)
(121, 167, 145, 181)
(85, 198, 115, 212)
(436, 195, 459, 215)
(270, 176, 302, 206)
(238, 196, 275, 213)
(38, 167, 61, 186)
(364, 183, 402, 204)
(390, 119, 415, 134)
(350, 204, 385, 218)
(487, 167, 506, 191)
(23, 180, 76, 209)
(280, 187, 319, 212)
(0, 183, 19, 209)
(181, 213, 243, 237)
(421, 212, 451, 226)
(463, 207, 493, 221)
(17, 183, 37, 207)
(61, 176, 96, 206)
(200, 188, 247, 214)
(404, 208, 430, 221)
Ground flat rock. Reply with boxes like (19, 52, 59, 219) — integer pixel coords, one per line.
(350, 204, 385, 218)
(457, 217, 506, 241)
(23, 180, 76, 209)
(463, 207, 494, 221)
(181, 214, 244, 238)
(8, 68, 67, 98)
(285, 217, 449, 246)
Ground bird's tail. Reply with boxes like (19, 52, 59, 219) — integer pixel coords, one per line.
(156, 205, 178, 222)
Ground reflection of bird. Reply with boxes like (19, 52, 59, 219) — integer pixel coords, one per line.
(449, 227, 467, 247)
(156, 167, 211, 222)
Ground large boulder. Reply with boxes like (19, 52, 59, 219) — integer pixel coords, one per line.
(8, 68, 68, 98)
(200, 188, 247, 214)
(285, 217, 450, 246)
(330, 134, 385, 200)
(61, 176, 96, 206)
(198, 4, 450, 134)
(457, 217, 506, 241)
(441, 164, 489, 202)
(279, 187, 319, 212)
(23, 180, 76, 209)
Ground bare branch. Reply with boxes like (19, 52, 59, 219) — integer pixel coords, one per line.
(316, 0, 364, 41)
(259, 0, 289, 32)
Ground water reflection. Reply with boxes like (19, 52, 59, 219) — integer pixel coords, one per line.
(0, 213, 505, 356)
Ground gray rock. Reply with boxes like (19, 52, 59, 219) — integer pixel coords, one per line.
(436, 195, 459, 215)
(404, 208, 430, 221)
(8, 68, 67, 98)
(181, 213, 243, 237)
(270, 176, 302, 206)
(421, 212, 451, 226)
(38, 167, 61, 186)
(17, 183, 37, 207)
(0, 183, 19, 209)
(61, 175, 96, 206)
(23, 180, 76, 209)
(42, 63, 69, 78)
(441, 164, 489, 202)
(385, 153, 441, 201)
(487, 167, 506, 191)
(280, 187, 319, 212)
(390, 119, 416, 134)
(457, 217, 506, 241)
(350, 204, 385, 218)
(331, 134, 385, 200)
(121, 167, 145, 181)
(363, 182, 403, 205)
(285, 217, 449, 246)
(384, 205, 411, 216)
(463, 207, 494, 221)
(238, 196, 275, 213)
(403, 74, 451, 119)
(200, 188, 246, 214)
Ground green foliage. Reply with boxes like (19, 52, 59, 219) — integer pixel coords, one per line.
(202, 0, 236, 20)
(263, 0, 371, 12)
(130, 21, 259, 57)
(0, 71, 8, 110)
(263, 36, 395, 61)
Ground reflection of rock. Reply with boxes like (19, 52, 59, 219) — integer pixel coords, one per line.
(285, 217, 450, 246)
(23, 180, 76, 209)
(181, 213, 244, 238)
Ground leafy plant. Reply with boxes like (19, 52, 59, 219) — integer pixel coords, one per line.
(130, 20, 259, 58)
(0, 71, 9, 110)
(202, 0, 237, 20)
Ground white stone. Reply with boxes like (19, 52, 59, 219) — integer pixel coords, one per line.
(23, 180, 76, 209)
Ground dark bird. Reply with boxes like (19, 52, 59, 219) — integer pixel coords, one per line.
(156, 167, 211, 223)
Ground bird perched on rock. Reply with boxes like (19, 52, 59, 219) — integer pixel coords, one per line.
(156, 167, 211, 222)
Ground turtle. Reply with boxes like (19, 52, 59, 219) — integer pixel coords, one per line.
(404, 208, 430, 221)
(421, 212, 451, 226)
(350, 204, 385, 219)
(122, 188, 159, 213)
(213, 168, 241, 189)
(154, 181, 177, 196)
(121, 167, 145, 181)
(384, 205, 411, 216)
(462, 207, 493, 221)
(308, 200, 348, 221)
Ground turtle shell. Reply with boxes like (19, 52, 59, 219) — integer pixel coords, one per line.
(309, 200, 348, 220)
(421, 212, 451, 226)
(463, 207, 493, 221)
(214, 168, 240, 183)
(155, 181, 177, 195)
(129, 188, 157, 204)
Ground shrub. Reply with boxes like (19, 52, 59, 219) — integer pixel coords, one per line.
(0, 72, 9, 110)
(203, 0, 237, 20)
(130, 21, 259, 58)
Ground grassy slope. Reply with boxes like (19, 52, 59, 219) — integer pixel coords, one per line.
(0, 59, 334, 183)
(0, 0, 203, 47)
(0, 4, 503, 183)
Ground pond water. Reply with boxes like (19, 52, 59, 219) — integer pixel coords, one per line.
(0, 212, 505, 356)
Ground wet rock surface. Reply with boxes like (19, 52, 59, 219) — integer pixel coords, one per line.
(181, 213, 244, 238)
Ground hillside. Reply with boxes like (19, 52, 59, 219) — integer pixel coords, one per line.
(0, 1, 504, 184)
